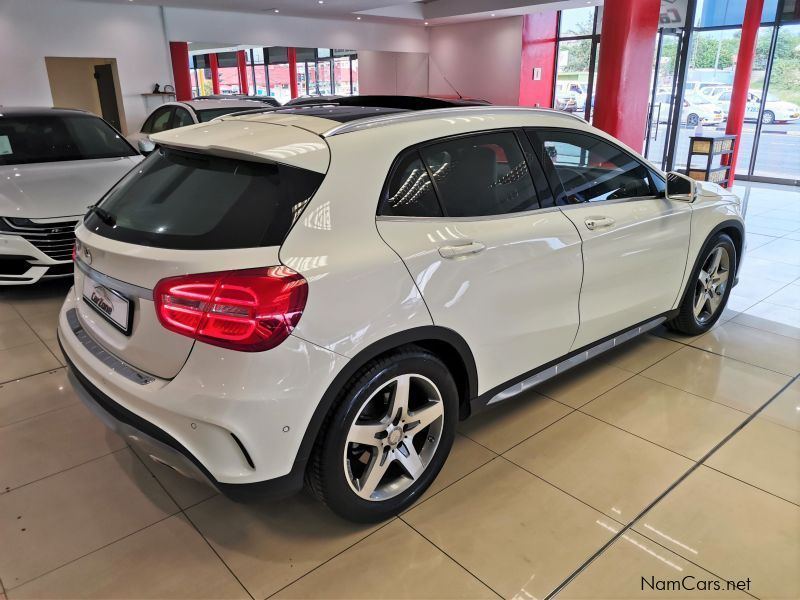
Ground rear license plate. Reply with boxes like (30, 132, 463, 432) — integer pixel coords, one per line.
(82, 276, 132, 335)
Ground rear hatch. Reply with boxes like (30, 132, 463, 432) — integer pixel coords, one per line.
(72, 119, 329, 379)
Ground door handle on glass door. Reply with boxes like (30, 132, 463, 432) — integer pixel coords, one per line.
(584, 217, 615, 230)
(438, 241, 486, 259)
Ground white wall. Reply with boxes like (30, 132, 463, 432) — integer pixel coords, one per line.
(0, 0, 171, 133)
(358, 51, 429, 96)
(428, 17, 523, 105)
(164, 7, 429, 54)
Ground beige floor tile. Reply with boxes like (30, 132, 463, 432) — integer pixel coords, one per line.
(403, 458, 614, 600)
(536, 359, 633, 408)
(760, 380, 800, 431)
(745, 232, 780, 251)
(634, 466, 800, 600)
(0, 369, 76, 427)
(505, 412, 692, 523)
(601, 335, 683, 373)
(42, 338, 65, 366)
(557, 530, 749, 599)
(707, 417, 799, 505)
(8, 514, 248, 599)
(737, 256, 800, 285)
(186, 492, 381, 599)
(0, 449, 177, 587)
(275, 519, 497, 599)
(733, 302, 800, 339)
(582, 376, 747, 460)
(0, 403, 126, 492)
(10, 299, 65, 321)
(458, 390, 571, 454)
(0, 341, 61, 384)
(641, 346, 791, 414)
(415, 433, 495, 505)
(750, 237, 800, 266)
(0, 304, 20, 325)
(130, 444, 217, 510)
(765, 282, 800, 309)
(0, 321, 38, 352)
(20, 310, 59, 342)
(690, 321, 800, 376)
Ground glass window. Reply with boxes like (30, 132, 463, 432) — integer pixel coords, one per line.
(559, 7, 596, 36)
(195, 108, 253, 123)
(531, 130, 660, 204)
(555, 40, 592, 115)
(380, 154, 441, 218)
(173, 108, 194, 128)
(86, 148, 323, 250)
(420, 132, 540, 217)
(143, 107, 173, 134)
(0, 114, 137, 166)
(695, 0, 779, 27)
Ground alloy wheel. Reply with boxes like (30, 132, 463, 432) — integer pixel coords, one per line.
(343, 374, 444, 501)
(693, 245, 730, 324)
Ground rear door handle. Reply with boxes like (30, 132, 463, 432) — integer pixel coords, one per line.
(438, 241, 486, 259)
(584, 217, 615, 230)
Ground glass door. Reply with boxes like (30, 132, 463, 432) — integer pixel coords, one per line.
(645, 31, 681, 169)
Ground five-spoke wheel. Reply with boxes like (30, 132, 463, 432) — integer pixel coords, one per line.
(693, 245, 730, 324)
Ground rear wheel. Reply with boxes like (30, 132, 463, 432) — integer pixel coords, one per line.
(308, 347, 458, 522)
(668, 233, 736, 336)
(686, 113, 700, 127)
(762, 110, 776, 124)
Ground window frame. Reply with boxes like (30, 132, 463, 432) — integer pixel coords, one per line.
(525, 127, 666, 206)
(377, 128, 555, 220)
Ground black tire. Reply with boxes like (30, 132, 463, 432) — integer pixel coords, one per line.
(762, 110, 775, 125)
(668, 233, 736, 336)
(686, 113, 700, 127)
(308, 345, 458, 522)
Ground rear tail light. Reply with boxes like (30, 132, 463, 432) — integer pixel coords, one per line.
(153, 267, 307, 352)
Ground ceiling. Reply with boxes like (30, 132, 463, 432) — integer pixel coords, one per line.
(94, 0, 602, 25)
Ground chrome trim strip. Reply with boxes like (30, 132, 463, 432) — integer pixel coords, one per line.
(74, 258, 153, 301)
(323, 106, 587, 137)
(487, 316, 666, 405)
(375, 205, 563, 223)
(66, 309, 156, 385)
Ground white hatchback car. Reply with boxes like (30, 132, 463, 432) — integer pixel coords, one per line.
(59, 105, 744, 522)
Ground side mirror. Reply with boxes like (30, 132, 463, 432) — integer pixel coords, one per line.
(137, 139, 156, 154)
(665, 171, 696, 202)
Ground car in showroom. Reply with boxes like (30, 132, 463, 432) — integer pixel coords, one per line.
(127, 98, 268, 153)
(58, 104, 744, 522)
(0, 107, 141, 285)
(653, 91, 725, 126)
(700, 86, 800, 124)
(194, 94, 282, 107)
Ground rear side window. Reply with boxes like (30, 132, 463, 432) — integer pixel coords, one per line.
(196, 108, 253, 123)
(0, 114, 137, 166)
(142, 107, 173, 134)
(420, 132, 539, 217)
(380, 153, 442, 217)
(85, 148, 323, 250)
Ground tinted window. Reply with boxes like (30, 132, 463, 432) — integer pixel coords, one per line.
(420, 132, 539, 217)
(380, 153, 441, 217)
(0, 114, 137, 166)
(85, 148, 323, 250)
(196, 108, 255, 123)
(531, 130, 659, 204)
(142, 107, 173, 134)
(173, 108, 194, 128)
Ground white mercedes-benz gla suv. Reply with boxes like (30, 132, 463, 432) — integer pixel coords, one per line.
(58, 104, 744, 522)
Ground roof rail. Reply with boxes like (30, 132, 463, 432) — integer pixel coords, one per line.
(322, 106, 587, 137)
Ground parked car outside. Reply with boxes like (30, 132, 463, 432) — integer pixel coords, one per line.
(0, 107, 142, 285)
(555, 81, 588, 112)
(59, 104, 744, 522)
(127, 99, 269, 153)
(700, 86, 800, 124)
(654, 91, 725, 126)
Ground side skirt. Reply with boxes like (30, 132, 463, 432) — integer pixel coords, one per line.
(470, 312, 677, 413)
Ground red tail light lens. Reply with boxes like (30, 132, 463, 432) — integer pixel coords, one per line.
(153, 267, 307, 352)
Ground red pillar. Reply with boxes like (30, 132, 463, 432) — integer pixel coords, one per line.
(237, 50, 250, 96)
(592, 0, 660, 151)
(209, 53, 221, 95)
(723, 0, 764, 187)
(168, 42, 192, 101)
(288, 47, 299, 99)
(518, 12, 558, 107)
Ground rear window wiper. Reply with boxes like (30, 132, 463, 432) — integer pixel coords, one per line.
(86, 205, 116, 226)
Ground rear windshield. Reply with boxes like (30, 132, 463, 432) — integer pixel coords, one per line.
(85, 148, 324, 250)
(0, 114, 137, 165)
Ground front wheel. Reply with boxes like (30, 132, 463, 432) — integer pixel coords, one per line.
(668, 233, 736, 336)
(308, 346, 458, 522)
(762, 110, 775, 124)
(686, 113, 700, 127)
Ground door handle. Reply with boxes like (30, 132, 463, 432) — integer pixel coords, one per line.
(584, 217, 615, 230)
(438, 241, 486, 259)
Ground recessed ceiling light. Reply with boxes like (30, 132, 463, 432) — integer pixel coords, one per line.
(424, 21, 429, 25)
(356, 16, 361, 20)
(318, 0, 324, 3)
(490, 13, 496, 16)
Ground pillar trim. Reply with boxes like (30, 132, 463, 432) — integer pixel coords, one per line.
(168, 42, 192, 102)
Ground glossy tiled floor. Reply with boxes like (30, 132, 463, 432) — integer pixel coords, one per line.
(0, 182, 798, 600)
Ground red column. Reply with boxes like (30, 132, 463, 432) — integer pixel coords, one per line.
(237, 50, 250, 96)
(592, 0, 660, 151)
(518, 12, 558, 107)
(723, 0, 764, 187)
(168, 42, 192, 101)
(288, 47, 299, 99)
(209, 53, 221, 95)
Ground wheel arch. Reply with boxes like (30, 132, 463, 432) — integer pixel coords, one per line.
(291, 326, 478, 478)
